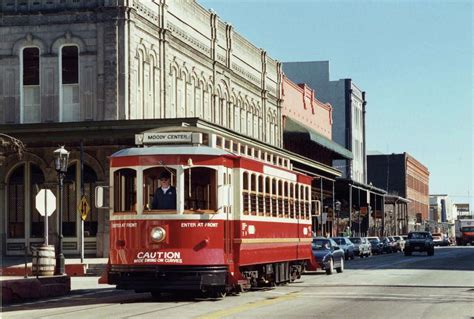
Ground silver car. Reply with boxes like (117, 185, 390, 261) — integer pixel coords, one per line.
(332, 237, 355, 260)
(349, 237, 371, 257)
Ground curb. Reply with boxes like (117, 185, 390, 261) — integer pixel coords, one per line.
(2, 275, 71, 304)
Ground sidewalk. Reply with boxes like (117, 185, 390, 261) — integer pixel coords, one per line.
(2, 275, 71, 304)
(1, 257, 110, 304)
(1, 256, 108, 277)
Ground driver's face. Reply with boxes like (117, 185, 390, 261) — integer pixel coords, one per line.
(160, 178, 170, 188)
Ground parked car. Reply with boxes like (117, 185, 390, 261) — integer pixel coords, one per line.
(392, 235, 405, 251)
(332, 237, 355, 260)
(379, 237, 394, 253)
(432, 233, 444, 246)
(432, 233, 450, 246)
(387, 236, 399, 252)
(311, 237, 345, 275)
(442, 234, 451, 246)
(404, 231, 434, 256)
(349, 237, 371, 257)
(367, 237, 383, 255)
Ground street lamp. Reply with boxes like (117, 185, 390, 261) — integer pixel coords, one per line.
(54, 146, 69, 275)
(335, 200, 341, 236)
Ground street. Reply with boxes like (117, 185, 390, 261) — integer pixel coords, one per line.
(2, 246, 473, 319)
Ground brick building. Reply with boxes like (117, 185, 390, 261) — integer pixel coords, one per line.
(367, 153, 430, 231)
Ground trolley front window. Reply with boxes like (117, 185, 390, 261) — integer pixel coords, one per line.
(143, 167, 177, 213)
(113, 168, 137, 213)
(184, 167, 217, 213)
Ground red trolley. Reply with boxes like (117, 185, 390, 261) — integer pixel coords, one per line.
(105, 128, 315, 296)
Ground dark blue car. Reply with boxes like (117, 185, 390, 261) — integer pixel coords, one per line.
(311, 237, 345, 275)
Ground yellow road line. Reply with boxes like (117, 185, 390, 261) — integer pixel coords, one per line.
(198, 292, 299, 319)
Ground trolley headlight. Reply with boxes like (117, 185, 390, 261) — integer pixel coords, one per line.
(150, 227, 166, 242)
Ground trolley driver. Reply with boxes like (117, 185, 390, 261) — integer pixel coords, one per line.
(151, 171, 177, 210)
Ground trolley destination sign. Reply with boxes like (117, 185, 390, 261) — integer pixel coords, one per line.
(135, 132, 202, 145)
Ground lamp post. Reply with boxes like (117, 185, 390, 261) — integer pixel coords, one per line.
(335, 200, 341, 236)
(54, 146, 69, 275)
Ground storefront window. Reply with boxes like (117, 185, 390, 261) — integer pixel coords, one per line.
(30, 164, 45, 238)
(7, 165, 25, 238)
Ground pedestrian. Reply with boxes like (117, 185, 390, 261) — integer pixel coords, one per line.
(151, 171, 176, 210)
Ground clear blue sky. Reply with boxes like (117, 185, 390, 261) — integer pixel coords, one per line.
(200, 0, 473, 210)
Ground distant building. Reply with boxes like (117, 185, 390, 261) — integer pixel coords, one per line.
(454, 203, 471, 218)
(283, 61, 387, 237)
(368, 153, 430, 231)
(280, 75, 352, 236)
(430, 194, 454, 222)
(283, 61, 366, 183)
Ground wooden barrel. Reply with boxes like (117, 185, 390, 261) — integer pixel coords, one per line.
(32, 245, 56, 276)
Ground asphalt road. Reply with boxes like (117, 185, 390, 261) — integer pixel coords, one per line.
(2, 246, 473, 319)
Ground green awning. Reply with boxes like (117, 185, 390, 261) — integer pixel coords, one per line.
(284, 117, 353, 160)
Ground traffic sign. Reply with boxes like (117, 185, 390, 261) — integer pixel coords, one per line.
(35, 189, 56, 216)
(78, 195, 90, 221)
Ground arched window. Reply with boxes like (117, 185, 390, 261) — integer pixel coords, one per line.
(30, 164, 45, 238)
(61, 45, 80, 122)
(22, 47, 40, 123)
(7, 165, 25, 238)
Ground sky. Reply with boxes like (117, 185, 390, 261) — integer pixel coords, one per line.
(200, 0, 473, 210)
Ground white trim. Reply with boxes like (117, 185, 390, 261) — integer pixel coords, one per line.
(110, 214, 228, 221)
(263, 165, 297, 182)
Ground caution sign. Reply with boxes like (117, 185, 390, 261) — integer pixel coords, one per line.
(78, 195, 90, 221)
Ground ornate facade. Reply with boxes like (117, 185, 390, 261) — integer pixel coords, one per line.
(0, 0, 282, 257)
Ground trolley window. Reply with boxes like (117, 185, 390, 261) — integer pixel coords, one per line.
(113, 168, 137, 213)
(143, 167, 177, 213)
(243, 171, 249, 215)
(183, 167, 217, 213)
